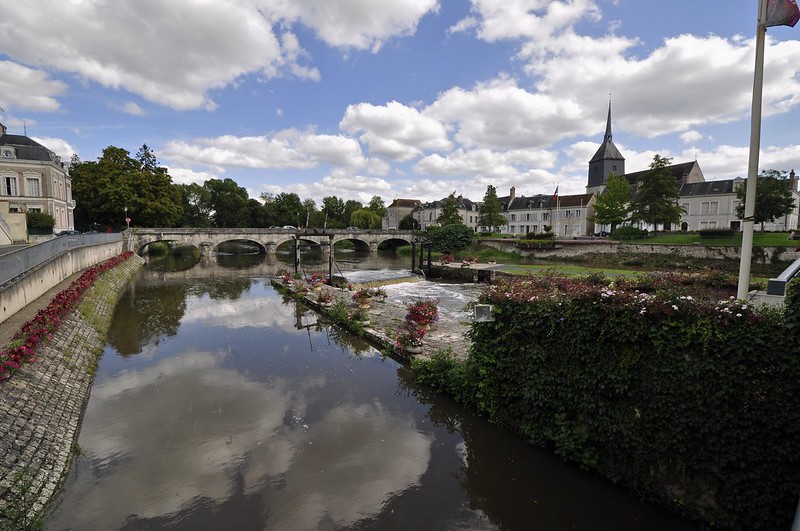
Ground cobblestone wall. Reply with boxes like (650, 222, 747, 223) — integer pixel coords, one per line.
(0, 254, 144, 529)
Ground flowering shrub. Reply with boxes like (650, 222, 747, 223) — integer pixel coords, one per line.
(315, 290, 334, 304)
(415, 273, 799, 530)
(307, 273, 325, 285)
(395, 322, 425, 348)
(439, 254, 454, 264)
(406, 299, 439, 325)
(352, 287, 386, 301)
(0, 251, 135, 380)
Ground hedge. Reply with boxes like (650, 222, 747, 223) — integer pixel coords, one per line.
(413, 274, 800, 530)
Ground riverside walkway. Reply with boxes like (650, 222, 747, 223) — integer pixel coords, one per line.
(0, 255, 144, 528)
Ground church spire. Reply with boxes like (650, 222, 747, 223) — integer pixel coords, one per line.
(604, 97, 612, 142)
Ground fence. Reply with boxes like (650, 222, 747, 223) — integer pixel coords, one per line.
(0, 233, 123, 286)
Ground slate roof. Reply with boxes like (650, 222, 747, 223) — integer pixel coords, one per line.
(388, 198, 421, 208)
(623, 161, 699, 186)
(679, 180, 736, 196)
(0, 133, 57, 163)
(589, 103, 624, 163)
(552, 193, 594, 208)
(504, 194, 551, 210)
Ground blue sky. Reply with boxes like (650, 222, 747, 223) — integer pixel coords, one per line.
(2, 0, 800, 206)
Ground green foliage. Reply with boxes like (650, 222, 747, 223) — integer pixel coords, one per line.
(609, 226, 648, 240)
(629, 155, 683, 230)
(427, 223, 474, 253)
(414, 274, 800, 530)
(698, 228, 735, 239)
(479, 185, 506, 230)
(515, 239, 556, 249)
(437, 193, 463, 226)
(349, 208, 381, 229)
(71, 145, 183, 228)
(736, 169, 797, 229)
(25, 211, 54, 230)
(398, 213, 419, 230)
(592, 173, 630, 230)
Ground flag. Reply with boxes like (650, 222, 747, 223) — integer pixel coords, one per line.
(551, 185, 559, 201)
(766, 0, 800, 27)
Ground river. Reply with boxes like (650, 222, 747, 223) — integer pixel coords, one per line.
(45, 250, 700, 530)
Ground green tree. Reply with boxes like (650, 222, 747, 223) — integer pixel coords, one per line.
(368, 196, 387, 218)
(736, 169, 797, 230)
(437, 194, 463, 226)
(350, 208, 382, 229)
(592, 173, 631, 232)
(204, 178, 249, 227)
(177, 183, 212, 227)
(478, 185, 506, 231)
(427, 223, 474, 253)
(399, 213, 419, 230)
(629, 155, 683, 232)
(343, 200, 363, 226)
(70, 145, 182, 229)
(321, 196, 346, 228)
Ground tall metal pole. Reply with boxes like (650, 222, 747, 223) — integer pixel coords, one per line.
(737, 0, 768, 300)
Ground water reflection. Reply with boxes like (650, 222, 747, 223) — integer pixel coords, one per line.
(48, 266, 700, 531)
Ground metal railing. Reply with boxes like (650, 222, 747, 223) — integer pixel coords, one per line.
(767, 256, 800, 296)
(0, 232, 123, 286)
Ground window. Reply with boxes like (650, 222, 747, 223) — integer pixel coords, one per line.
(612, 165, 617, 171)
(3, 176, 17, 196)
(700, 201, 719, 215)
(510, 214, 516, 221)
(525, 213, 530, 221)
(575, 210, 581, 218)
(699, 220, 718, 230)
(542, 213, 549, 221)
(532, 225, 538, 232)
(26, 178, 41, 197)
(681, 202, 690, 215)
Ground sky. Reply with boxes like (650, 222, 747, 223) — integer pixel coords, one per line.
(2, 0, 800, 206)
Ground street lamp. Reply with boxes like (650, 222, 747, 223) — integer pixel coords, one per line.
(125, 206, 130, 229)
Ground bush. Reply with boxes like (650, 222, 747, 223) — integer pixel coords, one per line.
(515, 239, 556, 249)
(26, 211, 54, 231)
(427, 223, 474, 253)
(610, 226, 648, 240)
(525, 231, 554, 240)
(698, 228, 735, 239)
(415, 274, 800, 530)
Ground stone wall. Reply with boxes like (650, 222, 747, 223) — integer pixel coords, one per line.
(0, 240, 124, 325)
(0, 254, 144, 528)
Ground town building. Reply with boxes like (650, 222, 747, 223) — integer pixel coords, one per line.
(0, 122, 75, 243)
(413, 195, 481, 231)
(382, 198, 421, 229)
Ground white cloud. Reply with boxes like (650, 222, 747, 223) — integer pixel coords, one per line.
(265, 0, 440, 52)
(166, 167, 221, 186)
(680, 130, 703, 144)
(340, 101, 451, 161)
(0, 61, 67, 112)
(426, 76, 585, 149)
(162, 129, 370, 171)
(30, 136, 77, 163)
(121, 102, 147, 116)
(452, 0, 601, 42)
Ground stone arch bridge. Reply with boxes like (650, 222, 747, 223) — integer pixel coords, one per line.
(125, 228, 416, 256)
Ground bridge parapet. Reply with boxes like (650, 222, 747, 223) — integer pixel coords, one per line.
(126, 228, 416, 255)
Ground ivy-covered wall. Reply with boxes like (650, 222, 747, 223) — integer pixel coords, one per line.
(415, 274, 800, 530)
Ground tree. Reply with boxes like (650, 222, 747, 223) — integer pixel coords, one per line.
(592, 174, 631, 232)
(368, 196, 387, 218)
(399, 213, 419, 230)
(478, 185, 506, 231)
(427, 223, 474, 253)
(437, 194, 463, 226)
(343, 200, 363, 226)
(203, 178, 249, 227)
(350, 208, 381, 229)
(177, 183, 212, 227)
(736, 169, 797, 230)
(70, 145, 182, 229)
(629, 155, 683, 232)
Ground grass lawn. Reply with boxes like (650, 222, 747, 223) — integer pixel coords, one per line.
(496, 263, 638, 277)
(616, 232, 797, 246)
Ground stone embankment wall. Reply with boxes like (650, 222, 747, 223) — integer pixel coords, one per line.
(0, 254, 143, 529)
(481, 238, 795, 263)
(0, 240, 125, 325)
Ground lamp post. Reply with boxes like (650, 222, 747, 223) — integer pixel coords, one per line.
(125, 206, 130, 229)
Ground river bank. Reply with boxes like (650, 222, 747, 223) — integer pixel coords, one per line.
(0, 254, 144, 529)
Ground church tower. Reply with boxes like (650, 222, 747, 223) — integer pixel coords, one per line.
(586, 101, 625, 194)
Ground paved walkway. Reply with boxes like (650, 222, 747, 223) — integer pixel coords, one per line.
(0, 256, 143, 528)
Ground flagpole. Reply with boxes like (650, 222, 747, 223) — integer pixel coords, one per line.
(737, 0, 768, 300)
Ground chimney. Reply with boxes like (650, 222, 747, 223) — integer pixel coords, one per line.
(510, 186, 516, 200)
(0, 122, 6, 135)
